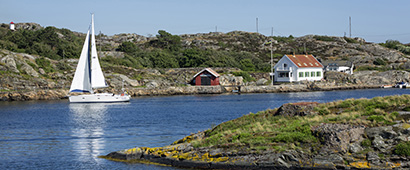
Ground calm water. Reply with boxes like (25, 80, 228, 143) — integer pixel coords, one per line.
(0, 89, 409, 169)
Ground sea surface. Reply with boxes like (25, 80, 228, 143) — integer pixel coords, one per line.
(0, 89, 409, 169)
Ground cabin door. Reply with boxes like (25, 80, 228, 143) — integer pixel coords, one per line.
(200, 74, 211, 85)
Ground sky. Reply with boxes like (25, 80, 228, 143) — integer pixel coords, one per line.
(1, 0, 410, 43)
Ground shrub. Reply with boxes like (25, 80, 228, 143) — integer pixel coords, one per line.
(117, 41, 138, 54)
(232, 71, 255, 82)
(240, 59, 256, 71)
(313, 35, 334, 42)
(35, 57, 54, 73)
(314, 106, 331, 115)
(361, 139, 372, 148)
(395, 141, 410, 156)
(344, 37, 358, 43)
(373, 58, 387, 66)
(367, 115, 385, 122)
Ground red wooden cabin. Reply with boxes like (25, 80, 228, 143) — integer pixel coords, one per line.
(191, 68, 220, 86)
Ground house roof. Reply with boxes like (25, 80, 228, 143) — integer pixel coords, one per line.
(193, 68, 220, 78)
(285, 54, 323, 68)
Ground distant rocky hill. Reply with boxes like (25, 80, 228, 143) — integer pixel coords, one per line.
(1, 22, 410, 99)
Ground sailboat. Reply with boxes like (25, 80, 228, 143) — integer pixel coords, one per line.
(68, 14, 130, 103)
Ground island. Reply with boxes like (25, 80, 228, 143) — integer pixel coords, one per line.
(101, 95, 410, 169)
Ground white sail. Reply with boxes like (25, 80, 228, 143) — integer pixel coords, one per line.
(69, 29, 92, 93)
(90, 14, 108, 89)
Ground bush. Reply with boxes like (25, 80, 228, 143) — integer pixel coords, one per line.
(35, 57, 54, 73)
(240, 59, 255, 71)
(395, 141, 410, 156)
(361, 139, 372, 148)
(117, 41, 138, 54)
(367, 115, 385, 122)
(373, 58, 387, 66)
(313, 35, 334, 42)
(344, 37, 358, 43)
(232, 71, 255, 82)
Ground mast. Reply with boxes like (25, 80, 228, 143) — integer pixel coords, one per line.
(90, 13, 108, 89)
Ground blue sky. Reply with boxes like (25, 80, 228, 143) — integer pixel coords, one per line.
(1, 0, 410, 43)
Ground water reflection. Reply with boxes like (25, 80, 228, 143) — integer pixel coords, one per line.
(69, 103, 108, 163)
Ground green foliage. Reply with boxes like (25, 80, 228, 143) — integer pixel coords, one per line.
(240, 59, 255, 71)
(367, 115, 385, 122)
(403, 106, 410, 111)
(314, 106, 331, 115)
(373, 58, 387, 66)
(272, 120, 316, 143)
(272, 35, 294, 43)
(232, 71, 255, 82)
(361, 139, 372, 148)
(355, 65, 388, 72)
(56, 62, 71, 71)
(150, 30, 182, 51)
(150, 50, 179, 68)
(179, 48, 207, 67)
(35, 57, 54, 73)
(313, 35, 334, 42)
(0, 26, 82, 59)
(395, 141, 410, 156)
(380, 40, 410, 55)
(343, 37, 358, 43)
(117, 41, 138, 54)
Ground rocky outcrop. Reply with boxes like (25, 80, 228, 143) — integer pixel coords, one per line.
(275, 102, 319, 116)
(312, 123, 365, 153)
(352, 70, 410, 85)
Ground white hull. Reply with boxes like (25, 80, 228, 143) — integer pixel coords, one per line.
(69, 93, 130, 103)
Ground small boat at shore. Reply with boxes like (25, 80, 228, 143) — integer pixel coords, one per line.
(394, 82, 408, 89)
(381, 85, 393, 88)
(68, 14, 130, 103)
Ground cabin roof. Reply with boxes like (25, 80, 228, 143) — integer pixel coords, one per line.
(193, 68, 220, 78)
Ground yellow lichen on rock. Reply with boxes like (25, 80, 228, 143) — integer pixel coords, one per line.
(387, 162, 401, 168)
(172, 135, 193, 145)
(349, 161, 370, 169)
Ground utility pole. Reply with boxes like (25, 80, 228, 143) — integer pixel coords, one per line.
(349, 16, 351, 38)
(256, 18, 258, 33)
(270, 39, 273, 85)
(271, 27, 273, 37)
(215, 26, 217, 32)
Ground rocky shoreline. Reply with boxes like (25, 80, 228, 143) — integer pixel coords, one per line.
(0, 83, 380, 101)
